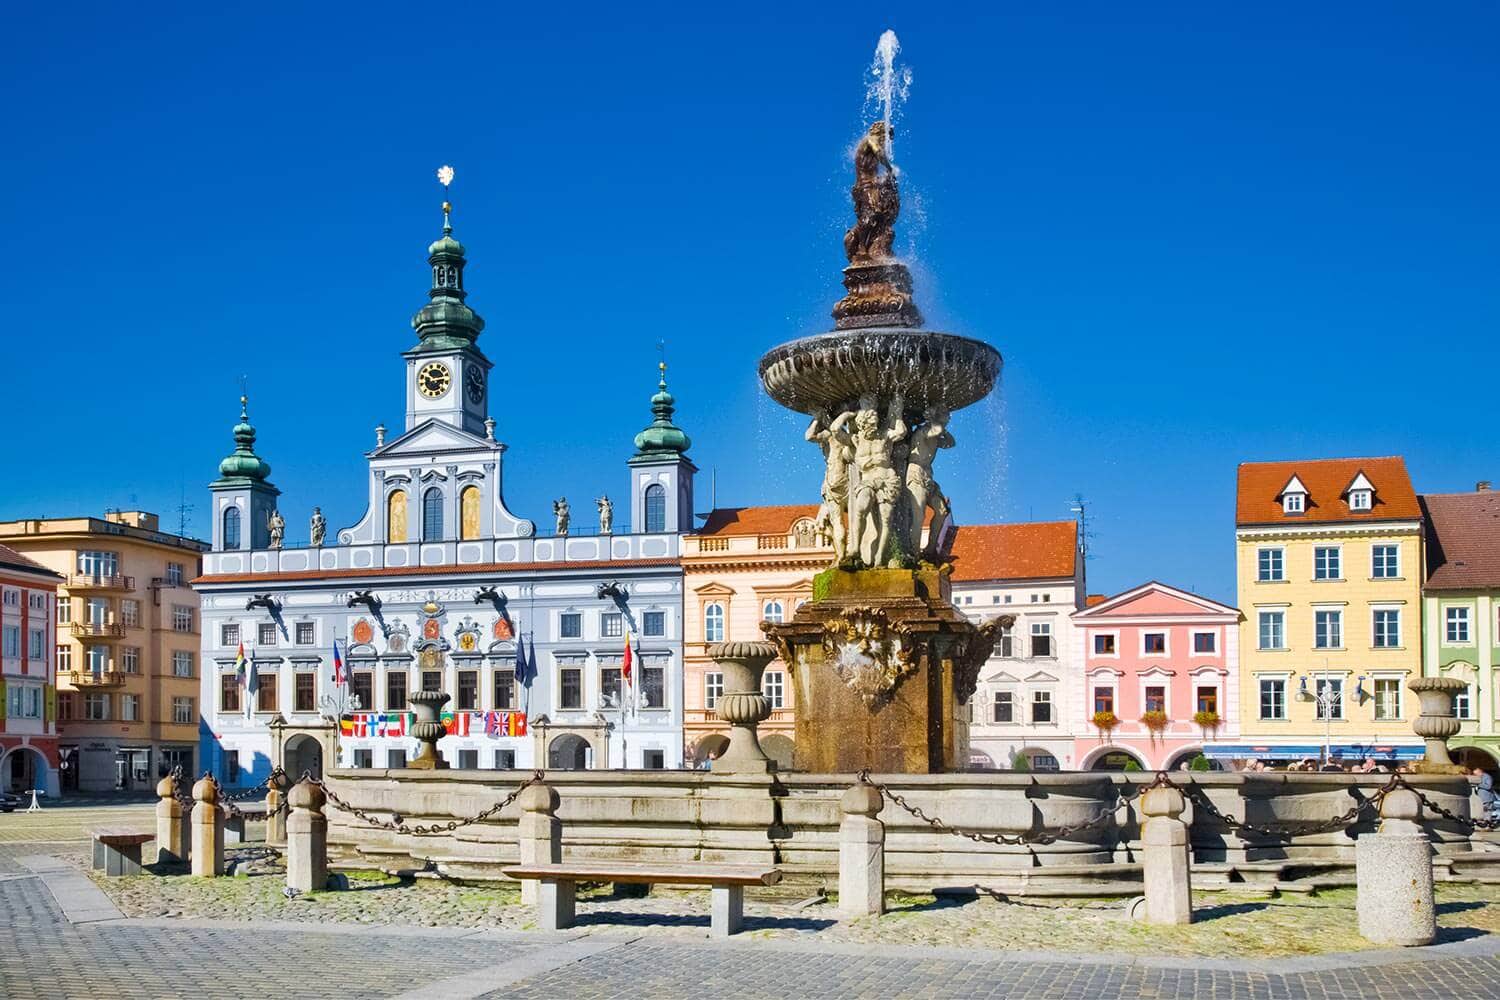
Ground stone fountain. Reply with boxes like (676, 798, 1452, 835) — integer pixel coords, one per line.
(759, 50, 1005, 774)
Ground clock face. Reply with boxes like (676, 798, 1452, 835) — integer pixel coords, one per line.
(465, 365, 485, 404)
(417, 362, 451, 399)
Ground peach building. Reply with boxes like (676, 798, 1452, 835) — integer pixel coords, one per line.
(1071, 581, 1240, 770)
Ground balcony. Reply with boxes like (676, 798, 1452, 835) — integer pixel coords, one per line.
(66, 573, 135, 592)
(684, 708, 793, 725)
(71, 621, 126, 639)
(65, 668, 127, 688)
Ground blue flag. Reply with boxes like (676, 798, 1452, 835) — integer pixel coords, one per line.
(514, 626, 532, 688)
(526, 633, 538, 688)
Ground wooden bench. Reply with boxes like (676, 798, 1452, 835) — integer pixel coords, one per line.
(503, 862, 782, 937)
(90, 829, 154, 876)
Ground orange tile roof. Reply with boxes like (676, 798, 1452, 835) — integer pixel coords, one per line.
(948, 521, 1078, 582)
(1235, 456, 1419, 526)
(697, 505, 820, 537)
(0, 543, 62, 581)
(194, 557, 679, 586)
(1085, 593, 1108, 607)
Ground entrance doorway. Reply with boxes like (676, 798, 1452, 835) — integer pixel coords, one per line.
(4, 749, 41, 793)
(284, 734, 324, 781)
(548, 734, 591, 770)
(59, 746, 79, 792)
(115, 749, 151, 791)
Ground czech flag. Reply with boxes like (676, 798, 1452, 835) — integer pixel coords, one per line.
(332, 640, 346, 686)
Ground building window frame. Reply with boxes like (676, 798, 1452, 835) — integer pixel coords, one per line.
(1257, 547, 1285, 582)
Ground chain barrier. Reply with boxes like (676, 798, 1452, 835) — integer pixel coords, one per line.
(164, 765, 289, 818)
(856, 768, 1168, 846)
(1388, 773, 1500, 832)
(312, 770, 546, 836)
(1177, 772, 1396, 838)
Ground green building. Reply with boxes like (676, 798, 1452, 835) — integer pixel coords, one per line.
(1422, 484, 1500, 767)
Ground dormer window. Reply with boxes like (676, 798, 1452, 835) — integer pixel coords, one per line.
(1349, 489, 1372, 511)
(1345, 472, 1375, 513)
(1283, 492, 1305, 514)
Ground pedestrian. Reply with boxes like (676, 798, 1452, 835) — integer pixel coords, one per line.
(1472, 766, 1500, 821)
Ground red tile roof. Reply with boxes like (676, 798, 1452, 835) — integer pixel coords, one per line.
(1085, 593, 1108, 607)
(948, 521, 1078, 582)
(1236, 456, 1419, 526)
(0, 543, 62, 581)
(195, 557, 679, 586)
(697, 505, 820, 537)
(1422, 490, 1500, 590)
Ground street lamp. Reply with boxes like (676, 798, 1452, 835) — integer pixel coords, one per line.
(1298, 666, 1338, 769)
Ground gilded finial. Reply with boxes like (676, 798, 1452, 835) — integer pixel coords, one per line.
(437, 165, 456, 234)
(658, 360, 667, 388)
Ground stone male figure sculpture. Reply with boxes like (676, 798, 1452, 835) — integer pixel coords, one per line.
(267, 509, 285, 550)
(904, 405, 954, 558)
(553, 498, 570, 536)
(849, 393, 907, 568)
(806, 408, 853, 561)
(596, 495, 613, 535)
(309, 507, 326, 547)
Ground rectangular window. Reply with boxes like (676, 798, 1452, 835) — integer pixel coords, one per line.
(494, 750, 517, 769)
(353, 749, 373, 769)
(1257, 547, 1285, 582)
(642, 666, 665, 709)
(1031, 690, 1053, 724)
(1283, 492, 1304, 514)
(1314, 678, 1344, 720)
(172, 605, 194, 633)
(559, 613, 582, 639)
(762, 670, 785, 709)
(458, 749, 479, 770)
(352, 671, 373, 712)
(421, 670, 441, 693)
(77, 550, 119, 578)
(121, 599, 140, 628)
(1093, 687, 1114, 715)
(256, 673, 277, 713)
(643, 750, 666, 770)
(642, 611, 666, 637)
(294, 672, 316, 712)
(1372, 545, 1399, 579)
(386, 749, 406, 769)
(166, 562, 184, 586)
(1093, 634, 1115, 655)
(28, 629, 44, 660)
(87, 645, 109, 674)
(993, 691, 1014, 723)
(1196, 686, 1218, 715)
(221, 623, 240, 647)
(1313, 546, 1341, 580)
(560, 667, 582, 709)
(1258, 611, 1285, 650)
(997, 624, 1014, 658)
(600, 613, 624, 639)
(172, 650, 194, 677)
(84, 693, 110, 720)
(1193, 632, 1216, 654)
(1375, 677, 1402, 720)
(225, 750, 240, 783)
(1144, 685, 1166, 713)
(384, 671, 408, 710)
(57, 692, 74, 721)
(121, 693, 140, 722)
(220, 674, 240, 713)
(456, 669, 478, 710)
(56, 596, 71, 624)
(295, 622, 315, 645)
(1143, 633, 1166, 655)
(1030, 622, 1053, 658)
(1259, 678, 1286, 720)
(492, 669, 515, 710)
(1314, 609, 1342, 649)
(56, 645, 72, 673)
(86, 598, 108, 625)
(172, 697, 194, 725)
(600, 667, 623, 707)
(257, 622, 276, 646)
(24, 686, 41, 719)
(122, 647, 140, 674)
(5, 685, 19, 719)
(1455, 685, 1473, 721)
(1373, 609, 1401, 648)
(704, 672, 724, 710)
(1446, 607, 1472, 644)
(2, 626, 18, 658)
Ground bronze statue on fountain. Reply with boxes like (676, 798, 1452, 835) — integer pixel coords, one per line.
(758, 120, 1007, 774)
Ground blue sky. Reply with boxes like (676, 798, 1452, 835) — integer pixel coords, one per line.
(1, 3, 1495, 604)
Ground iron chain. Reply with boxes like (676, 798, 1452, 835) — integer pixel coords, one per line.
(313, 770, 545, 836)
(1393, 775, 1500, 832)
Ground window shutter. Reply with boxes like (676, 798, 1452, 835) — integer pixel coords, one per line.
(0, 680, 6, 722)
(45, 684, 56, 724)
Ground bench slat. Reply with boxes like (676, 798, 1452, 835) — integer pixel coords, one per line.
(503, 863, 781, 887)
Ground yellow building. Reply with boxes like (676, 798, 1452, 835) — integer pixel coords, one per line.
(1230, 457, 1423, 765)
(0, 512, 207, 792)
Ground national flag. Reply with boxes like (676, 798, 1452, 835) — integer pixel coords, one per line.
(485, 711, 502, 738)
(388, 712, 408, 738)
(512, 712, 528, 737)
(332, 641, 346, 686)
(340, 715, 354, 737)
(234, 643, 247, 685)
(514, 628, 532, 688)
(455, 712, 472, 736)
(622, 630, 633, 686)
(526, 634, 538, 686)
(244, 654, 259, 720)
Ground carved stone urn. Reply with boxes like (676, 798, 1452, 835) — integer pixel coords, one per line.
(708, 641, 777, 774)
(1408, 676, 1468, 773)
(407, 690, 451, 770)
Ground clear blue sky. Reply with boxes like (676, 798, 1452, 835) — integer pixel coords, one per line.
(2, 3, 1496, 604)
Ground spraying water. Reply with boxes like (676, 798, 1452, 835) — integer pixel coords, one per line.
(866, 29, 912, 164)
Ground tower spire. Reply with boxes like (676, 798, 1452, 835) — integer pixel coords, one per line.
(411, 164, 485, 351)
(633, 360, 691, 459)
(213, 392, 273, 485)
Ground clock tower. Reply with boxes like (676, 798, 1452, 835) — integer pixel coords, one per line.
(403, 196, 491, 436)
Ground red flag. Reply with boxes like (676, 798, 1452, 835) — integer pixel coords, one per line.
(622, 631, 633, 686)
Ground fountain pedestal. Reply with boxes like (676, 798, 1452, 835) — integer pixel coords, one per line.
(765, 567, 997, 773)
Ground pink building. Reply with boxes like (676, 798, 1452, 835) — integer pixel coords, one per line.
(1071, 581, 1239, 771)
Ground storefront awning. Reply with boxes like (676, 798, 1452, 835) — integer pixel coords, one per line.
(1202, 743, 1425, 761)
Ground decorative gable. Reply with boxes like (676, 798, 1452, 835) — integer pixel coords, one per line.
(1279, 474, 1308, 515)
(1345, 471, 1375, 513)
(373, 418, 493, 459)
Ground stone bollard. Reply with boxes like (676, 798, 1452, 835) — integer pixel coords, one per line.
(154, 775, 190, 866)
(839, 784, 885, 918)
(286, 778, 328, 894)
(517, 781, 561, 906)
(1357, 787, 1435, 946)
(1139, 784, 1193, 925)
(191, 776, 225, 877)
(265, 771, 289, 848)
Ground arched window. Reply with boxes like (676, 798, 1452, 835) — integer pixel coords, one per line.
(387, 490, 408, 543)
(643, 484, 666, 533)
(763, 601, 784, 624)
(460, 485, 481, 540)
(703, 603, 725, 643)
(422, 488, 444, 542)
(223, 507, 241, 549)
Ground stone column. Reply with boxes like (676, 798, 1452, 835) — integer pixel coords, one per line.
(154, 775, 189, 866)
(706, 642, 775, 774)
(1139, 785, 1192, 925)
(265, 776, 287, 848)
(1408, 677, 1468, 772)
(1357, 787, 1435, 946)
(191, 776, 225, 877)
(286, 778, 328, 894)
(517, 781, 561, 905)
(839, 784, 885, 918)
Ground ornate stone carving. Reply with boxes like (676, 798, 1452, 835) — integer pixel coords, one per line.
(309, 507, 326, 547)
(833, 122, 922, 330)
(849, 395, 908, 568)
(821, 606, 917, 708)
(553, 498, 570, 536)
(267, 509, 285, 550)
(596, 495, 613, 535)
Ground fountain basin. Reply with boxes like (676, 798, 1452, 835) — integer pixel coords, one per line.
(758, 327, 1002, 417)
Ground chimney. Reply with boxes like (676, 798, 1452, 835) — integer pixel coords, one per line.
(1478, 481, 1493, 493)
